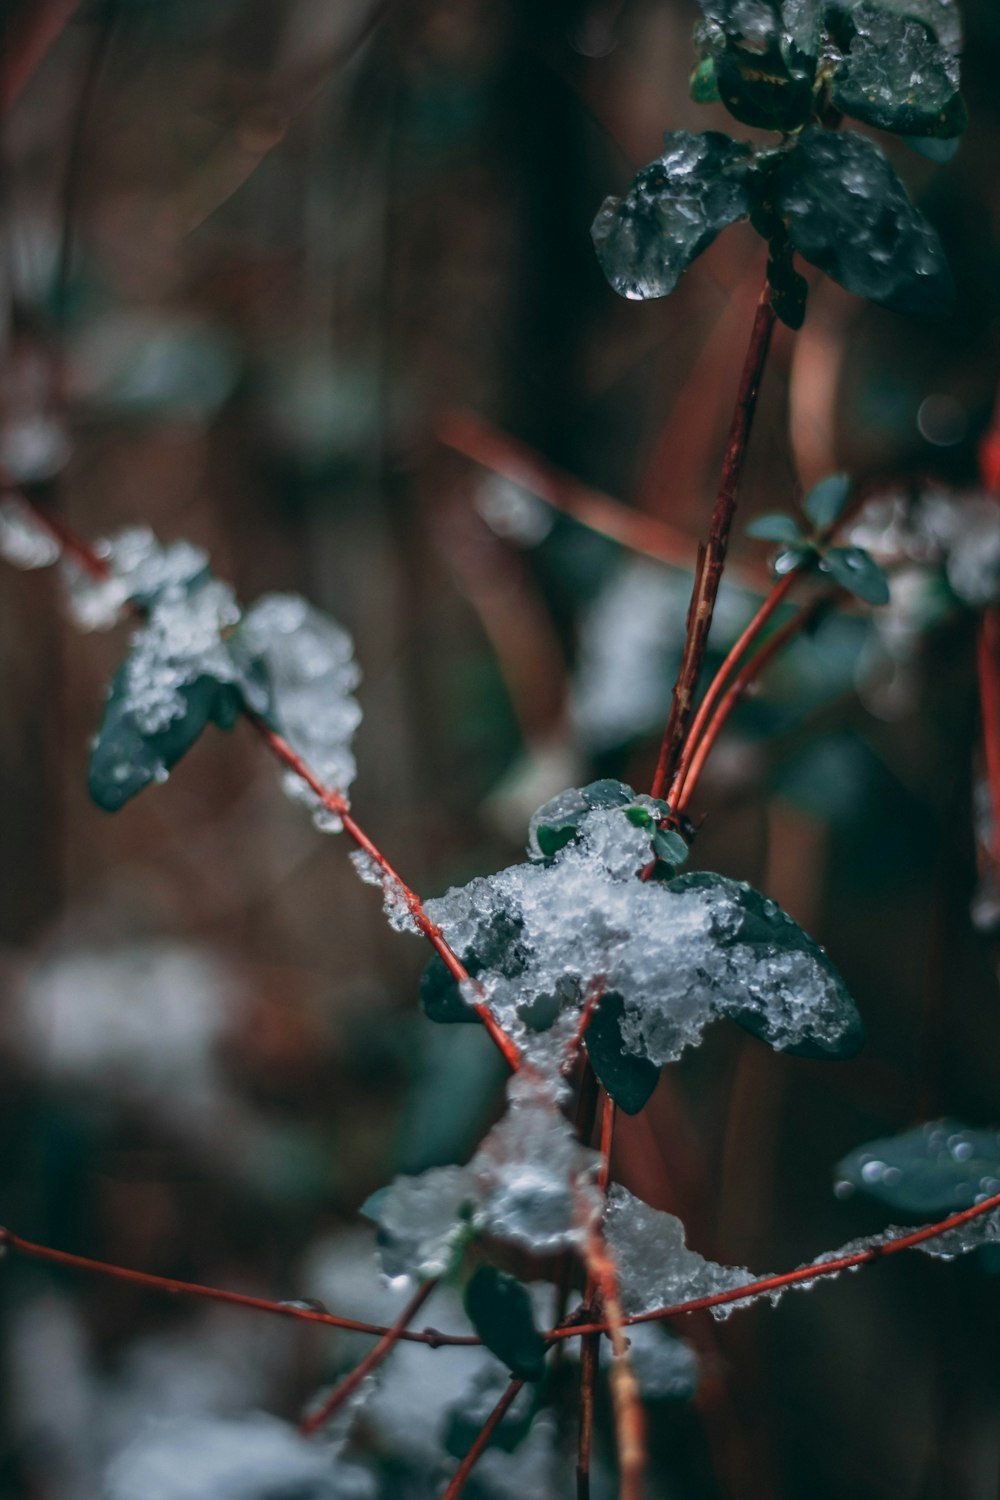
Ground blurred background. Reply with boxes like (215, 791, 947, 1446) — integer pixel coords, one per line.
(2, 0, 1000, 1496)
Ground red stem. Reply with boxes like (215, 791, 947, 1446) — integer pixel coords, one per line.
(555, 1184, 1000, 1339)
(299, 1280, 435, 1436)
(651, 284, 777, 800)
(436, 407, 695, 569)
(977, 607, 1000, 875)
(0, 1227, 475, 1346)
(667, 568, 800, 806)
(14, 496, 522, 1072)
(6, 1183, 1000, 1348)
(440, 1378, 526, 1500)
(675, 591, 837, 814)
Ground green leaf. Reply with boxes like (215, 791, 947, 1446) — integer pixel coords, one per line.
(836, 1119, 1000, 1215)
(420, 909, 528, 1025)
(592, 132, 753, 300)
(747, 512, 804, 543)
(690, 55, 721, 103)
(825, 0, 962, 52)
(821, 546, 890, 604)
(772, 128, 953, 315)
(652, 827, 689, 867)
(529, 780, 634, 860)
(88, 670, 240, 813)
(773, 542, 813, 576)
(830, 5, 966, 139)
(697, 0, 821, 131)
(904, 133, 960, 162)
(463, 1267, 548, 1382)
(584, 991, 661, 1115)
(666, 871, 865, 1059)
(803, 474, 851, 531)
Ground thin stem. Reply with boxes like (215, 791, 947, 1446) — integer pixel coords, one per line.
(0, 1228, 475, 1346)
(667, 568, 801, 806)
(440, 1378, 526, 1500)
(437, 407, 696, 570)
(577, 1333, 599, 1500)
(977, 607, 1000, 875)
(13, 495, 522, 1073)
(585, 1234, 645, 1500)
(6, 1183, 1000, 1349)
(652, 283, 777, 799)
(562, 976, 606, 1076)
(300, 1280, 435, 1436)
(675, 591, 838, 813)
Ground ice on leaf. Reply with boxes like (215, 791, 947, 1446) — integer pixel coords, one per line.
(604, 1185, 764, 1320)
(237, 593, 361, 832)
(773, 129, 953, 315)
(365, 1074, 601, 1280)
(830, 4, 965, 139)
(424, 794, 861, 1076)
(592, 131, 752, 300)
(68, 527, 210, 631)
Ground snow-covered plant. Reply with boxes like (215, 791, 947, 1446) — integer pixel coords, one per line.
(5, 2, 1000, 1497)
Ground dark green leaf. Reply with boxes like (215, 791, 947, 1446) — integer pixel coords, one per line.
(420, 909, 528, 1025)
(592, 132, 753, 300)
(529, 780, 634, 860)
(89, 670, 234, 813)
(824, 0, 962, 51)
(822, 546, 890, 604)
(698, 0, 821, 130)
(690, 56, 721, 102)
(830, 5, 965, 138)
(804, 474, 851, 531)
(584, 991, 661, 1115)
(747, 512, 804, 543)
(836, 1119, 1000, 1215)
(464, 1267, 548, 1382)
(667, 871, 864, 1059)
(904, 133, 960, 162)
(773, 128, 953, 314)
(652, 827, 690, 867)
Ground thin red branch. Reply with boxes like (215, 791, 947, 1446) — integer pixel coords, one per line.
(436, 408, 695, 569)
(440, 1377, 526, 1500)
(554, 1184, 1000, 1339)
(977, 607, 1000, 875)
(667, 568, 801, 806)
(577, 1331, 599, 1500)
(674, 590, 838, 813)
(300, 1280, 435, 1436)
(6, 1183, 1000, 1349)
(651, 283, 777, 799)
(562, 976, 607, 1076)
(0, 1228, 476, 1346)
(12, 496, 522, 1072)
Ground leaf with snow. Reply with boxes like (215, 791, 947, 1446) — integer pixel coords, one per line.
(836, 1119, 1000, 1216)
(464, 1268, 548, 1382)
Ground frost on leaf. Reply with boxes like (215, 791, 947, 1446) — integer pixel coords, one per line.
(830, 4, 965, 139)
(603, 1185, 764, 1320)
(103, 1412, 373, 1500)
(364, 1074, 601, 1280)
(68, 527, 210, 631)
(773, 129, 953, 315)
(836, 1119, 1000, 1216)
(591, 131, 752, 300)
(422, 792, 861, 1079)
(89, 580, 246, 811)
(236, 593, 361, 832)
(696, 0, 821, 130)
